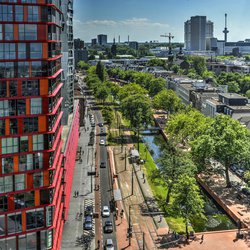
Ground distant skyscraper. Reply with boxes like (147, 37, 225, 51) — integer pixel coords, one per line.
(97, 34, 107, 45)
(184, 16, 214, 51)
(91, 38, 97, 46)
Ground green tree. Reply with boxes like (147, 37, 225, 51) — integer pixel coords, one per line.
(96, 61, 105, 82)
(147, 58, 166, 68)
(246, 89, 250, 98)
(148, 77, 166, 97)
(190, 56, 207, 77)
(95, 86, 109, 103)
(118, 83, 148, 101)
(159, 150, 196, 204)
(172, 174, 205, 239)
(102, 106, 113, 131)
(153, 89, 183, 115)
(227, 80, 240, 93)
(77, 61, 89, 70)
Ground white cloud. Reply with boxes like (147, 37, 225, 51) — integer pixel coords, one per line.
(73, 17, 171, 42)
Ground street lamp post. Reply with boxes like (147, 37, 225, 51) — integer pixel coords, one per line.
(131, 166, 134, 196)
(125, 147, 127, 171)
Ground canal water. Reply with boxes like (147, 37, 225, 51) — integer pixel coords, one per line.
(142, 133, 237, 232)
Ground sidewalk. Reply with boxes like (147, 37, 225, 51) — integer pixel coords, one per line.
(108, 146, 168, 250)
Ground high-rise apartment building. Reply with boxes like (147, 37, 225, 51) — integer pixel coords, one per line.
(97, 34, 107, 45)
(0, 1, 79, 249)
(184, 16, 214, 51)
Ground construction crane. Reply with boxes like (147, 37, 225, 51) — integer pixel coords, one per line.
(160, 33, 174, 54)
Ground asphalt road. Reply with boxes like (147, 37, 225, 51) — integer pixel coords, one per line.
(94, 109, 117, 248)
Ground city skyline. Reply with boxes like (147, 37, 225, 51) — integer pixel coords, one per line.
(74, 0, 250, 43)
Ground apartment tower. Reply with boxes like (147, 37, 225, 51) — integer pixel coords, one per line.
(0, 0, 79, 249)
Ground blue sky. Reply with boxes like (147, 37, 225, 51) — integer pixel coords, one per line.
(74, 0, 250, 43)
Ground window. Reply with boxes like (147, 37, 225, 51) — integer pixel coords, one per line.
(22, 80, 39, 96)
(19, 24, 37, 40)
(18, 61, 29, 77)
(30, 98, 42, 114)
(21, 0, 37, 3)
(9, 80, 18, 96)
(15, 174, 25, 191)
(1, 137, 18, 154)
(46, 206, 53, 227)
(31, 61, 43, 77)
(26, 208, 44, 230)
(17, 99, 26, 115)
(8, 212, 22, 234)
(23, 117, 38, 133)
(15, 5, 23, 21)
(0, 43, 15, 60)
(30, 43, 42, 59)
(20, 136, 28, 152)
(0, 81, 6, 97)
(0, 100, 9, 117)
(18, 43, 26, 59)
(0, 215, 5, 236)
(0, 25, 2, 40)
(4, 24, 13, 40)
(0, 62, 14, 78)
(32, 134, 44, 151)
(2, 157, 13, 174)
(19, 153, 43, 171)
(40, 189, 50, 205)
(0, 5, 13, 21)
(0, 120, 4, 136)
(0, 176, 13, 193)
(14, 191, 34, 209)
(0, 196, 8, 212)
(33, 172, 43, 188)
(10, 119, 18, 135)
(28, 5, 39, 22)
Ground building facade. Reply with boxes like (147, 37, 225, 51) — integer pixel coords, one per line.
(0, 1, 79, 249)
(97, 34, 107, 45)
(184, 16, 213, 51)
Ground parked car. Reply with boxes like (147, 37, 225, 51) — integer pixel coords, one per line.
(104, 220, 113, 233)
(102, 206, 110, 217)
(83, 216, 93, 230)
(98, 123, 104, 127)
(100, 162, 106, 168)
(84, 205, 93, 217)
(236, 169, 244, 177)
(241, 187, 250, 196)
(105, 239, 114, 250)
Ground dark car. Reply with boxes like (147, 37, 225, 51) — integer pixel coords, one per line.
(83, 216, 93, 230)
(241, 187, 250, 196)
(104, 220, 113, 233)
(84, 205, 93, 217)
(100, 162, 106, 168)
(98, 123, 104, 127)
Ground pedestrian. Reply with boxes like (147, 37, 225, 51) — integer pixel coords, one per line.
(74, 191, 76, 197)
(159, 214, 162, 223)
(143, 178, 146, 184)
(76, 191, 79, 197)
(97, 239, 100, 249)
(142, 172, 145, 179)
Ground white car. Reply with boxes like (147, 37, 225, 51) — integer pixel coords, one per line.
(100, 139, 105, 145)
(105, 239, 114, 250)
(102, 206, 110, 217)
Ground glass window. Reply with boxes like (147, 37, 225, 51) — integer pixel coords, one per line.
(23, 117, 38, 133)
(0, 215, 5, 236)
(30, 43, 42, 59)
(0, 196, 8, 212)
(46, 206, 53, 227)
(28, 5, 39, 22)
(34, 153, 43, 169)
(8, 212, 22, 234)
(21, 0, 37, 3)
(31, 61, 42, 77)
(17, 99, 26, 115)
(30, 98, 42, 114)
(0, 100, 9, 117)
(0, 62, 14, 78)
(33, 172, 43, 188)
(18, 43, 26, 59)
(0, 176, 13, 193)
(0, 25, 2, 40)
(15, 5, 23, 21)
(0, 5, 13, 21)
(19, 24, 37, 40)
(18, 61, 29, 77)
(19, 153, 43, 172)
(20, 136, 28, 152)
(9, 99, 16, 116)
(0, 120, 5, 136)
(40, 189, 49, 205)
(9, 80, 18, 96)
(14, 191, 34, 209)
(2, 157, 13, 174)
(6, 237, 16, 249)
(5, 24, 14, 40)
(2, 43, 16, 59)
(27, 232, 37, 250)
(22, 80, 39, 96)
(1, 137, 18, 154)
(10, 118, 18, 135)
(32, 134, 44, 151)
(15, 174, 25, 191)
(0, 81, 7, 97)
(26, 208, 44, 230)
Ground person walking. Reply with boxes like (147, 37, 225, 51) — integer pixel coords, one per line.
(201, 234, 204, 243)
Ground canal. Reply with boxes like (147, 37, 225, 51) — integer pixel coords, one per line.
(142, 132, 237, 232)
